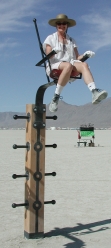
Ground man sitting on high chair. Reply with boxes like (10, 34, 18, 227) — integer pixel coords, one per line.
(43, 14, 108, 112)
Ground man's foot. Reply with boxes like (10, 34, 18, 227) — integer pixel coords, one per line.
(49, 93, 60, 112)
(92, 88, 108, 104)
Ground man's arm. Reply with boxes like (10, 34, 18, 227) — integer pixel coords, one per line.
(74, 47, 84, 60)
(45, 44, 52, 55)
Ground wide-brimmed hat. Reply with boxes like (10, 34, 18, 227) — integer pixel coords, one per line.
(48, 14, 76, 27)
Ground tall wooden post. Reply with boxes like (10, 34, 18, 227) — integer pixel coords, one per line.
(24, 104, 46, 238)
(12, 82, 57, 239)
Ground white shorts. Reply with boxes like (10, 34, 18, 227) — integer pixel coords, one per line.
(46, 60, 81, 82)
(46, 62, 62, 76)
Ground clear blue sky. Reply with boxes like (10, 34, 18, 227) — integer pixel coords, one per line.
(0, 0, 111, 112)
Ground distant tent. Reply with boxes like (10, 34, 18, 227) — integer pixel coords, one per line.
(79, 124, 95, 138)
(77, 124, 95, 146)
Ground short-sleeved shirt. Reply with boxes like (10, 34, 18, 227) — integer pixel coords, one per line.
(43, 32, 78, 78)
(43, 32, 77, 65)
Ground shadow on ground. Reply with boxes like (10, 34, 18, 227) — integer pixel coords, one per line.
(45, 219, 111, 248)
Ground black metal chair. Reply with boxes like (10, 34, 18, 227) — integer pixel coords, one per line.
(32, 18, 90, 135)
(33, 18, 89, 86)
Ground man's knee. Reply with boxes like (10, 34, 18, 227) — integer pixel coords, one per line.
(65, 62, 73, 72)
(82, 62, 89, 70)
(59, 62, 73, 72)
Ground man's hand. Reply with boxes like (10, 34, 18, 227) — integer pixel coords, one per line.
(83, 51, 95, 58)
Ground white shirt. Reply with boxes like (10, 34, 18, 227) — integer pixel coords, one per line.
(43, 32, 77, 65)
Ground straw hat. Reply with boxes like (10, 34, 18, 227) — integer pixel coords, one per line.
(48, 14, 76, 27)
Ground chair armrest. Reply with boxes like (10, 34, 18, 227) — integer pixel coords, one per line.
(36, 50, 56, 66)
(80, 54, 89, 62)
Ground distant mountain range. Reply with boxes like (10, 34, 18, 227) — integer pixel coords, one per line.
(0, 97, 111, 128)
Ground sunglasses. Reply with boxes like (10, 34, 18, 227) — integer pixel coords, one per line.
(56, 22, 68, 26)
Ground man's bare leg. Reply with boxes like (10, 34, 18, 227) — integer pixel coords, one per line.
(49, 61, 108, 112)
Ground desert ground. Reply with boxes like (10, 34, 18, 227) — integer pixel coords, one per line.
(0, 130, 111, 248)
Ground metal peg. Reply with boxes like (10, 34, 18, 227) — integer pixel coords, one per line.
(46, 115, 57, 120)
(12, 201, 29, 208)
(13, 142, 30, 151)
(12, 171, 29, 179)
(45, 172, 56, 176)
(44, 200, 56, 205)
(13, 113, 30, 121)
(45, 144, 57, 148)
